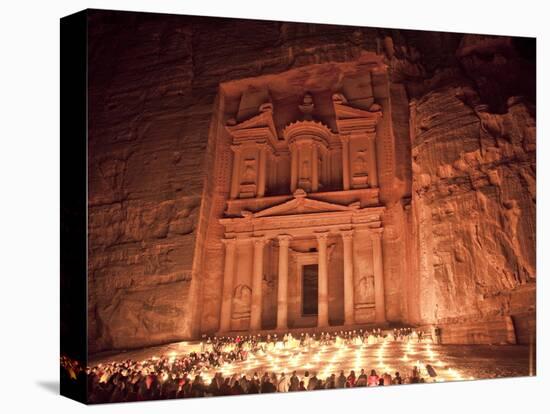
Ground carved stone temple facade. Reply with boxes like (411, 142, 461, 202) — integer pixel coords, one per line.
(87, 15, 535, 351)
(219, 96, 388, 332)
(196, 59, 408, 335)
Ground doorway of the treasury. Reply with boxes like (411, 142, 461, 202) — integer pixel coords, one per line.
(301, 264, 318, 317)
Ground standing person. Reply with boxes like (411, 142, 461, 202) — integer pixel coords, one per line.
(190, 375, 205, 397)
(383, 372, 392, 385)
(230, 378, 243, 395)
(336, 370, 347, 388)
(239, 375, 249, 393)
(248, 377, 260, 394)
(261, 374, 276, 393)
(411, 366, 420, 383)
(307, 372, 318, 391)
(346, 370, 356, 387)
(220, 377, 231, 395)
(434, 326, 442, 345)
(303, 371, 310, 389)
(392, 372, 403, 385)
(356, 369, 367, 387)
(326, 374, 336, 389)
(367, 370, 379, 387)
(207, 374, 220, 396)
(289, 371, 300, 391)
(277, 372, 289, 392)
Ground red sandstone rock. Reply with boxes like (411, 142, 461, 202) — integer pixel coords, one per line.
(86, 10, 535, 353)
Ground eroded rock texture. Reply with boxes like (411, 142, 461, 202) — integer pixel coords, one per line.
(406, 36, 536, 343)
(87, 10, 535, 352)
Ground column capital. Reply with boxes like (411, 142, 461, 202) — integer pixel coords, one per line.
(277, 234, 292, 246)
(340, 229, 354, 241)
(253, 140, 274, 153)
(221, 238, 237, 247)
(365, 132, 377, 141)
(230, 144, 243, 153)
(340, 134, 350, 144)
(252, 235, 268, 246)
(315, 231, 330, 242)
(370, 228, 384, 240)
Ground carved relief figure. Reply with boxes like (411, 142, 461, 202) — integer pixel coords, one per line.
(353, 152, 368, 176)
(301, 160, 310, 178)
(356, 275, 375, 304)
(232, 284, 252, 318)
(242, 161, 256, 184)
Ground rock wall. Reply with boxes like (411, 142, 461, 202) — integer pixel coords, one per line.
(86, 10, 535, 352)
(406, 35, 536, 340)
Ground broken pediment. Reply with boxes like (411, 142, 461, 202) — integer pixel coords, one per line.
(250, 189, 358, 218)
(236, 86, 271, 122)
(333, 93, 382, 120)
(226, 104, 278, 145)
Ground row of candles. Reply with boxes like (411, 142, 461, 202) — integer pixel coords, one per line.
(196, 340, 474, 384)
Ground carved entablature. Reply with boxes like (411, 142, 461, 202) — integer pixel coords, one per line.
(219, 188, 385, 239)
(333, 93, 383, 190)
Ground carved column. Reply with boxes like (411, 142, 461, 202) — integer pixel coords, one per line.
(316, 232, 329, 328)
(268, 152, 277, 195)
(219, 238, 237, 332)
(312, 143, 319, 192)
(367, 135, 378, 187)
(230, 145, 242, 199)
(341, 135, 350, 190)
(341, 230, 355, 326)
(290, 144, 298, 193)
(257, 145, 267, 197)
(277, 235, 292, 329)
(250, 237, 266, 331)
(371, 230, 386, 323)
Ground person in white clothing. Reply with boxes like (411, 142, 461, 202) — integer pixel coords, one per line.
(277, 372, 289, 392)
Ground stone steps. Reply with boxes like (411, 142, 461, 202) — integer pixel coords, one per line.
(212, 322, 418, 339)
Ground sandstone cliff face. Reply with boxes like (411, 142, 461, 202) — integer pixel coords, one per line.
(87, 10, 535, 352)
(404, 35, 536, 342)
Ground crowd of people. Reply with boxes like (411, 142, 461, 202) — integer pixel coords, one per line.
(61, 328, 436, 404)
(201, 327, 428, 353)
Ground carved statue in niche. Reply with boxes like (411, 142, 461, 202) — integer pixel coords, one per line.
(298, 93, 314, 120)
(353, 151, 368, 176)
(242, 160, 256, 184)
(301, 160, 310, 178)
(232, 284, 252, 319)
(356, 275, 375, 304)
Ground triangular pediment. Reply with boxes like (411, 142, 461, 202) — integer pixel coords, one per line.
(226, 106, 277, 138)
(251, 191, 355, 218)
(332, 93, 382, 131)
